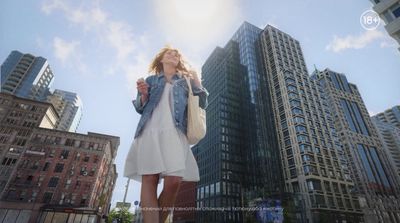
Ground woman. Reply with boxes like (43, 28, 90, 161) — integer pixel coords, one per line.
(124, 46, 209, 223)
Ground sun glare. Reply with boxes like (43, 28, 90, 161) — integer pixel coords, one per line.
(172, 0, 218, 22)
(154, 0, 242, 51)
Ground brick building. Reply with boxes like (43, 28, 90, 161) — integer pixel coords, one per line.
(0, 93, 119, 223)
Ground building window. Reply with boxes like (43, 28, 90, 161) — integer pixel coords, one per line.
(54, 163, 64, 173)
(391, 4, 400, 18)
(49, 149, 55, 158)
(2, 157, 17, 166)
(75, 180, 81, 189)
(369, 146, 391, 189)
(60, 150, 69, 159)
(25, 175, 33, 184)
(42, 162, 50, 171)
(42, 192, 53, 203)
(48, 177, 59, 187)
(80, 198, 87, 205)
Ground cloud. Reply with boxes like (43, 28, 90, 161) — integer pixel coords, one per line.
(53, 37, 79, 64)
(106, 21, 136, 61)
(41, 0, 66, 15)
(41, 0, 149, 84)
(42, 0, 106, 30)
(326, 30, 385, 52)
(52, 37, 88, 74)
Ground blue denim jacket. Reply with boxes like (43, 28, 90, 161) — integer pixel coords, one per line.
(132, 73, 209, 138)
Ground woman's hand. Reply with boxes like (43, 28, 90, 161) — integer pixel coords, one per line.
(137, 78, 149, 104)
(186, 69, 202, 87)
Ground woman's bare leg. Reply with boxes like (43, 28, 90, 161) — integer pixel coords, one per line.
(158, 176, 182, 223)
(141, 174, 160, 223)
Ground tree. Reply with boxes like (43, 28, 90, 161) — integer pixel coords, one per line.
(108, 207, 133, 223)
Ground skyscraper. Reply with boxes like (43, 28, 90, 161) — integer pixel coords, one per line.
(1, 51, 83, 133)
(194, 40, 250, 223)
(259, 26, 362, 222)
(372, 106, 400, 189)
(372, 118, 400, 182)
(47, 89, 83, 132)
(195, 21, 364, 223)
(370, 0, 400, 50)
(373, 105, 400, 129)
(194, 21, 288, 223)
(230, 22, 284, 207)
(1, 51, 54, 101)
(313, 68, 400, 223)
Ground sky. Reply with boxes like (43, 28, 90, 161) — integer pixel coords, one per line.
(1, 0, 399, 212)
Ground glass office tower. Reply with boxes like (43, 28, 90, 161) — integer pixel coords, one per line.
(194, 22, 285, 222)
(194, 40, 250, 223)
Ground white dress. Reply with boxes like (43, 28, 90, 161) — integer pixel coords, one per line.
(124, 82, 200, 183)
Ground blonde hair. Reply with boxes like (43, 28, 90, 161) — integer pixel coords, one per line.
(148, 45, 192, 77)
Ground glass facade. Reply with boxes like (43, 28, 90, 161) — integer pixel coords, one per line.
(340, 99, 370, 136)
(195, 41, 249, 223)
(231, 22, 284, 206)
(357, 144, 393, 192)
(195, 22, 283, 222)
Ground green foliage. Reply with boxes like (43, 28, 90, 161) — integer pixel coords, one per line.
(107, 207, 133, 223)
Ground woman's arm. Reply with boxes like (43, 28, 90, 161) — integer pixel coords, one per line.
(190, 78, 209, 110)
(132, 76, 152, 114)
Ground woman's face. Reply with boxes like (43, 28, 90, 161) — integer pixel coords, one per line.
(161, 49, 180, 68)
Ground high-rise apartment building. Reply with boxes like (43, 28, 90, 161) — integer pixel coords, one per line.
(1, 51, 54, 101)
(372, 117, 400, 181)
(370, 0, 400, 50)
(313, 68, 400, 223)
(259, 26, 363, 222)
(373, 105, 400, 129)
(372, 106, 400, 190)
(46, 89, 83, 132)
(1, 51, 83, 133)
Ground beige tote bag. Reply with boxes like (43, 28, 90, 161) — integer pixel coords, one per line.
(184, 76, 206, 145)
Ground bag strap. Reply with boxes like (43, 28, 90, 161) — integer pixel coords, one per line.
(184, 76, 193, 96)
